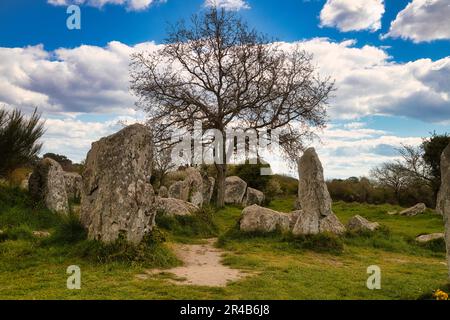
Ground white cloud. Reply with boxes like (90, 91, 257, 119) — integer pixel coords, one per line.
(320, 0, 385, 32)
(204, 0, 250, 11)
(383, 0, 450, 43)
(47, 0, 165, 11)
(0, 41, 161, 116)
(1, 38, 449, 176)
(285, 38, 450, 122)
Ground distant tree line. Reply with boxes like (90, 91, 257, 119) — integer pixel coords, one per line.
(328, 133, 450, 208)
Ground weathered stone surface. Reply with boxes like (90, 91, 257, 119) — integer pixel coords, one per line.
(168, 180, 190, 202)
(225, 176, 247, 205)
(289, 210, 303, 230)
(294, 148, 345, 235)
(167, 168, 204, 205)
(244, 187, 265, 206)
(202, 176, 215, 205)
(416, 233, 445, 243)
(399, 203, 426, 216)
(347, 215, 380, 232)
(185, 167, 204, 207)
(80, 124, 156, 244)
(29, 158, 69, 215)
(158, 186, 168, 198)
(240, 205, 290, 233)
(437, 143, 450, 279)
(156, 197, 199, 216)
(64, 172, 82, 200)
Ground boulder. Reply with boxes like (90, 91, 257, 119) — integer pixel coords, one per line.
(437, 143, 450, 279)
(225, 176, 247, 205)
(80, 124, 156, 244)
(240, 205, 290, 233)
(244, 187, 265, 206)
(158, 186, 168, 198)
(63, 172, 82, 200)
(156, 197, 199, 216)
(347, 215, 380, 232)
(168, 180, 189, 201)
(29, 158, 69, 215)
(399, 203, 426, 216)
(416, 233, 445, 243)
(293, 148, 345, 235)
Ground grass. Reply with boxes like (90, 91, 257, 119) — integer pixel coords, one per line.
(0, 188, 448, 300)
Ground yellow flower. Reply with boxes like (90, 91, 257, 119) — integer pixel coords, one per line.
(433, 289, 449, 300)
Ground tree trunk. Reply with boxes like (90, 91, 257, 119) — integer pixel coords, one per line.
(215, 163, 227, 208)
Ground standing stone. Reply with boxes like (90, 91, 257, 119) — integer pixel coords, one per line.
(437, 143, 450, 279)
(292, 148, 345, 235)
(80, 124, 156, 244)
(202, 176, 215, 205)
(63, 172, 82, 200)
(168, 180, 190, 201)
(158, 186, 168, 198)
(29, 158, 69, 215)
(185, 167, 204, 207)
(225, 176, 247, 205)
(244, 187, 265, 206)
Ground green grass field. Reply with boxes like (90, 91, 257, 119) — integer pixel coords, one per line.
(0, 185, 448, 300)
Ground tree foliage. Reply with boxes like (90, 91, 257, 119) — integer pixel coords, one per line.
(0, 108, 45, 177)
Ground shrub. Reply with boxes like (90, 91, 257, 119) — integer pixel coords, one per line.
(284, 232, 344, 255)
(70, 229, 179, 267)
(156, 206, 219, 239)
(0, 108, 44, 178)
(44, 214, 87, 245)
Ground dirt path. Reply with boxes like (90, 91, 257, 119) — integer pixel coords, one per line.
(137, 238, 249, 287)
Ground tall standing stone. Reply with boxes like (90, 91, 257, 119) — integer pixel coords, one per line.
(80, 124, 156, 244)
(29, 158, 69, 215)
(292, 148, 345, 235)
(436, 143, 450, 279)
(225, 176, 247, 205)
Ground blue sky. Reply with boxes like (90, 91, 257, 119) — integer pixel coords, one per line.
(0, 0, 449, 178)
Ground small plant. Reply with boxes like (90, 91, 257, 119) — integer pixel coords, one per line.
(156, 207, 219, 239)
(285, 232, 345, 255)
(433, 289, 449, 300)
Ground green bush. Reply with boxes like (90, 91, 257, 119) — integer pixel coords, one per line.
(156, 206, 219, 239)
(44, 214, 87, 245)
(70, 229, 179, 267)
(284, 232, 344, 254)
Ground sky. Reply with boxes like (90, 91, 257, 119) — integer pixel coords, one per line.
(0, 0, 449, 179)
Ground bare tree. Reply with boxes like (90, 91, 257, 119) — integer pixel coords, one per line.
(370, 162, 409, 203)
(130, 8, 334, 207)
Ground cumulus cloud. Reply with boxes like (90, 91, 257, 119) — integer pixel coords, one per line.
(0, 41, 161, 116)
(204, 0, 250, 11)
(319, 0, 385, 32)
(383, 0, 450, 42)
(1, 38, 449, 175)
(1, 39, 449, 123)
(287, 38, 450, 122)
(47, 0, 165, 11)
